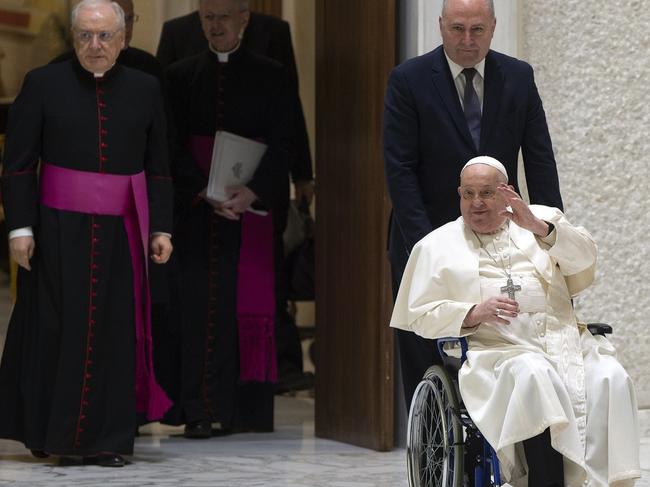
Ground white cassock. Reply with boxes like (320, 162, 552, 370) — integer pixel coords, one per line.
(391, 205, 641, 487)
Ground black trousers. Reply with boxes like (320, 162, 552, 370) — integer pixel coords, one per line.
(523, 429, 565, 487)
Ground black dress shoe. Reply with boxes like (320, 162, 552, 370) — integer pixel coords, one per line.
(30, 449, 49, 459)
(184, 420, 212, 439)
(83, 454, 125, 467)
(275, 371, 315, 394)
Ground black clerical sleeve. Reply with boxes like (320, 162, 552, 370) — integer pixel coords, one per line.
(163, 60, 208, 216)
(1, 70, 41, 231)
(247, 65, 291, 209)
(242, 14, 313, 184)
(144, 80, 173, 234)
(156, 21, 179, 69)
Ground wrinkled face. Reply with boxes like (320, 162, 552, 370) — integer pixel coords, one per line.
(199, 0, 249, 52)
(458, 164, 508, 233)
(439, 0, 495, 68)
(73, 3, 124, 74)
(114, 0, 134, 47)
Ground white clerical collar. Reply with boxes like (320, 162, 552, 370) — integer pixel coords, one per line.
(444, 51, 486, 81)
(209, 42, 241, 63)
(93, 63, 116, 78)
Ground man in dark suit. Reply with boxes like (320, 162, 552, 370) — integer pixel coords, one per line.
(384, 0, 564, 412)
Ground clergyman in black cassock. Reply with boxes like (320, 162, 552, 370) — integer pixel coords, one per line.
(156, 7, 313, 387)
(161, 0, 292, 437)
(0, 0, 173, 466)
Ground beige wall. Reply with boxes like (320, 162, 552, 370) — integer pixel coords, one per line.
(130, 0, 197, 55)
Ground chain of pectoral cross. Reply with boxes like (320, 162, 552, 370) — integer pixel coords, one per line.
(472, 222, 522, 300)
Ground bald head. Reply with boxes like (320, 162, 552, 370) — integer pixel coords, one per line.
(442, 0, 494, 18)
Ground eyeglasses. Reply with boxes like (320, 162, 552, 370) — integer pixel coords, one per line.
(125, 14, 139, 23)
(73, 29, 122, 44)
(460, 187, 497, 201)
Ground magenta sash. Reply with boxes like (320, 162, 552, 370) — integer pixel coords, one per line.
(39, 163, 172, 419)
(188, 135, 277, 382)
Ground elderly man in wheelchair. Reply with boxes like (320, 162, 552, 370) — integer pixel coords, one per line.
(391, 156, 641, 487)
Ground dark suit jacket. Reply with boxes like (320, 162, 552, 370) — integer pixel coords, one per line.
(384, 46, 563, 279)
(156, 11, 312, 182)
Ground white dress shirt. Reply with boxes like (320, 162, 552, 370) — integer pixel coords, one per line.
(444, 52, 486, 113)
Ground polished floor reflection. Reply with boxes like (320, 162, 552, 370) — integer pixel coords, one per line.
(0, 271, 648, 486)
(0, 394, 648, 486)
(0, 395, 407, 486)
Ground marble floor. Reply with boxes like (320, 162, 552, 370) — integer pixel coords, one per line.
(0, 394, 648, 486)
(0, 272, 648, 486)
(0, 395, 408, 487)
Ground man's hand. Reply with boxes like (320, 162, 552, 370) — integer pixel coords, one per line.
(294, 180, 315, 207)
(463, 296, 519, 328)
(219, 186, 258, 218)
(10, 236, 35, 271)
(198, 186, 258, 220)
(150, 235, 173, 264)
(497, 184, 549, 236)
(198, 188, 238, 220)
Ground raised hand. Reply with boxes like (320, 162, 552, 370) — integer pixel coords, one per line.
(497, 184, 549, 236)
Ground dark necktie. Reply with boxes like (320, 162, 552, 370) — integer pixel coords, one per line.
(462, 68, 481, 150)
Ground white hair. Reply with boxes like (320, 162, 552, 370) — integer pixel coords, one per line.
(71, 0, 125, 30)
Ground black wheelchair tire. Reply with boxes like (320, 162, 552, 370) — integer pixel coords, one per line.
(407, 365, 464, 487)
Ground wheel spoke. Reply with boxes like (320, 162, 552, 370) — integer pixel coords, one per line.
(407, 367, 463, 487)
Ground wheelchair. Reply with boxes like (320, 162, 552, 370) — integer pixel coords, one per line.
(406, 323, 612, 487)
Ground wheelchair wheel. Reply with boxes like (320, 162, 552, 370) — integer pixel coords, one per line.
(407, 365, 464, 487)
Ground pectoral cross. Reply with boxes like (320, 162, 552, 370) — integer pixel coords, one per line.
(501, 276, 521, 300)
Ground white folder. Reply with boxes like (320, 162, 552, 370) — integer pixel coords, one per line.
(207, 130, 268, 202)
